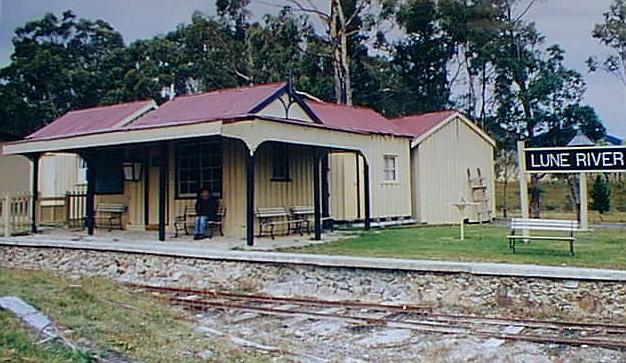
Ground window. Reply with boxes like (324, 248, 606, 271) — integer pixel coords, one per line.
(383, 155, 397, 182)
(176, 140, 222, 197)
(77, 157, 87, 185)
(271, 144, 290, 181)
(93, 149, 124, 194)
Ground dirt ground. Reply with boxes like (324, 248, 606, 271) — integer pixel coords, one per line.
(193, 308, 626, 363)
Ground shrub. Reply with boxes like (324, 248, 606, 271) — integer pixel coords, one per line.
(590, 175, 611, 214)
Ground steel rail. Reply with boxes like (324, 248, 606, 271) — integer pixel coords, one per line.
(428, 313, 626, 332)
(127, 282, 626, 350)
(168, 296, 626, 351)
(127, 282, 626, 332)
(125, 282, 432, 314)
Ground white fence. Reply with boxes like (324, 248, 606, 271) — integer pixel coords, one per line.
(0, 193, 32, 237)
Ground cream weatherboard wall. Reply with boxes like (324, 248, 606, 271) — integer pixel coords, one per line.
(327, 137, 412, 222)
(0, 141, 30, 194)
(93, 126, 412, 237)
(38, 153, 83, 224)
(328, 152, 365, 221)
(214, 138, 317, 238)
(95, 138, 318, 238)
(223, 119, 413, 223)
(0, 146, 85, 225)
(413, 116, 495, 224)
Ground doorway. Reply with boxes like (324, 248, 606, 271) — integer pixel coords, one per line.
(145, 154, 168, 230)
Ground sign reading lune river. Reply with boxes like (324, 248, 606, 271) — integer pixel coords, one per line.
(524, 146, 626, 173)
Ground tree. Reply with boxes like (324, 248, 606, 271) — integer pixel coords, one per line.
(382, 0, 455, 116)
(286, 0, 375, 105)
(174, 12, 247, 89)
(247, 8, 310, 84)
(494, 148, 517, 218)
(486, 12, 605, 217)
(588, 0, 626, 88)
(591, 175, 611, 214)
(438, 0, 507, 122)
(216, 0, 250, 40)
(0, 11, 125, 136)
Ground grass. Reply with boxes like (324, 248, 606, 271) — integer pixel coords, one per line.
(0, 267, 267, 363)
(288, 224, 626, 270)
(1, 310, 90, 362)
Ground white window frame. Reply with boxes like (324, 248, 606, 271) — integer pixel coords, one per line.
(383, 154, 398, 183)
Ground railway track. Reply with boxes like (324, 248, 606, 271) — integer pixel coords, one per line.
(127, 283, 626, 351)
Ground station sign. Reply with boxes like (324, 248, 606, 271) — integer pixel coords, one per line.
(524, 145, 626, 173)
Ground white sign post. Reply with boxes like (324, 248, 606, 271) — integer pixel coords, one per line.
(579, 173, 589, 230)
(517, 141, 530, 238)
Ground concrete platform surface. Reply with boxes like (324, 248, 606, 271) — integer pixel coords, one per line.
(2, 236, 626, 282)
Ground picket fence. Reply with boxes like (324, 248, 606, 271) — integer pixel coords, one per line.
(0, 193, 32, 237)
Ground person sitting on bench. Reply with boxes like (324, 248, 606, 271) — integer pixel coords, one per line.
(194, 187, 218, 240)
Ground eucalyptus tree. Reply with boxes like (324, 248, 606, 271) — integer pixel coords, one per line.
(282, 0, 378, 105)
(247, 8, 311, 84)
(0, 11, 125, 136)
(381, 0, 455, 115)
(488, 23, 605, 216)
(588, 0, 626, 89)
(438, 0, 506, 122)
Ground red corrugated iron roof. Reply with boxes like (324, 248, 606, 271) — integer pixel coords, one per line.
(129, 83, 284, 128)
(27, 100, 155, 140)
(305, 100, 410, 137)
(389, 110, 457, 138)
(22, 83, 413, 143)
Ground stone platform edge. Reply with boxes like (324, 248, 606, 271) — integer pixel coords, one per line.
(2, 239, 626, 282)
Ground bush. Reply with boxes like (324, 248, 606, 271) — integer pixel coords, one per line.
(615, 196, 626, 212)
(590, 175, 611, 214)
(562, 197, 574, 212)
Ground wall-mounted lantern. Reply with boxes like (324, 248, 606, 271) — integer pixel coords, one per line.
(123, 161, 143, 181)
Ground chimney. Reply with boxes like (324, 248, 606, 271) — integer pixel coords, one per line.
(169, 83, 175, 101)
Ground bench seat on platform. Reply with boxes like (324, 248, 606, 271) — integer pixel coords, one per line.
(256, 207, 304, 239)
(507, 218, 579, 256)
(289, 206, 334, 233)
(95, 203, 126, 231)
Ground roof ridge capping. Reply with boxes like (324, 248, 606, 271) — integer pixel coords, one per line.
(67, 99, 155, 114)
(112, 100, 158, 128)
(170, 82, 286, 100)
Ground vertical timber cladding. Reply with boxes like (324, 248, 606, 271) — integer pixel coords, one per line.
(525, 145, 626, 173)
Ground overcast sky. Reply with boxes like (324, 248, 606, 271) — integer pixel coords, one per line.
(0, 0, 624, 137)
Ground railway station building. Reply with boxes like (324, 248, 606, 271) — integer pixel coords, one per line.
(3, 82, 414, 245)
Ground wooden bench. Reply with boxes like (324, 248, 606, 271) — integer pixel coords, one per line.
(174, 205, 226, 239)
(508, 218, 579, 256)
(290, 206, 334, 233)
(173, 205, 194, 238)
(206, 206, 226, 238)
(95, 203, 126, 231)
(256, 207, 304, 239)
